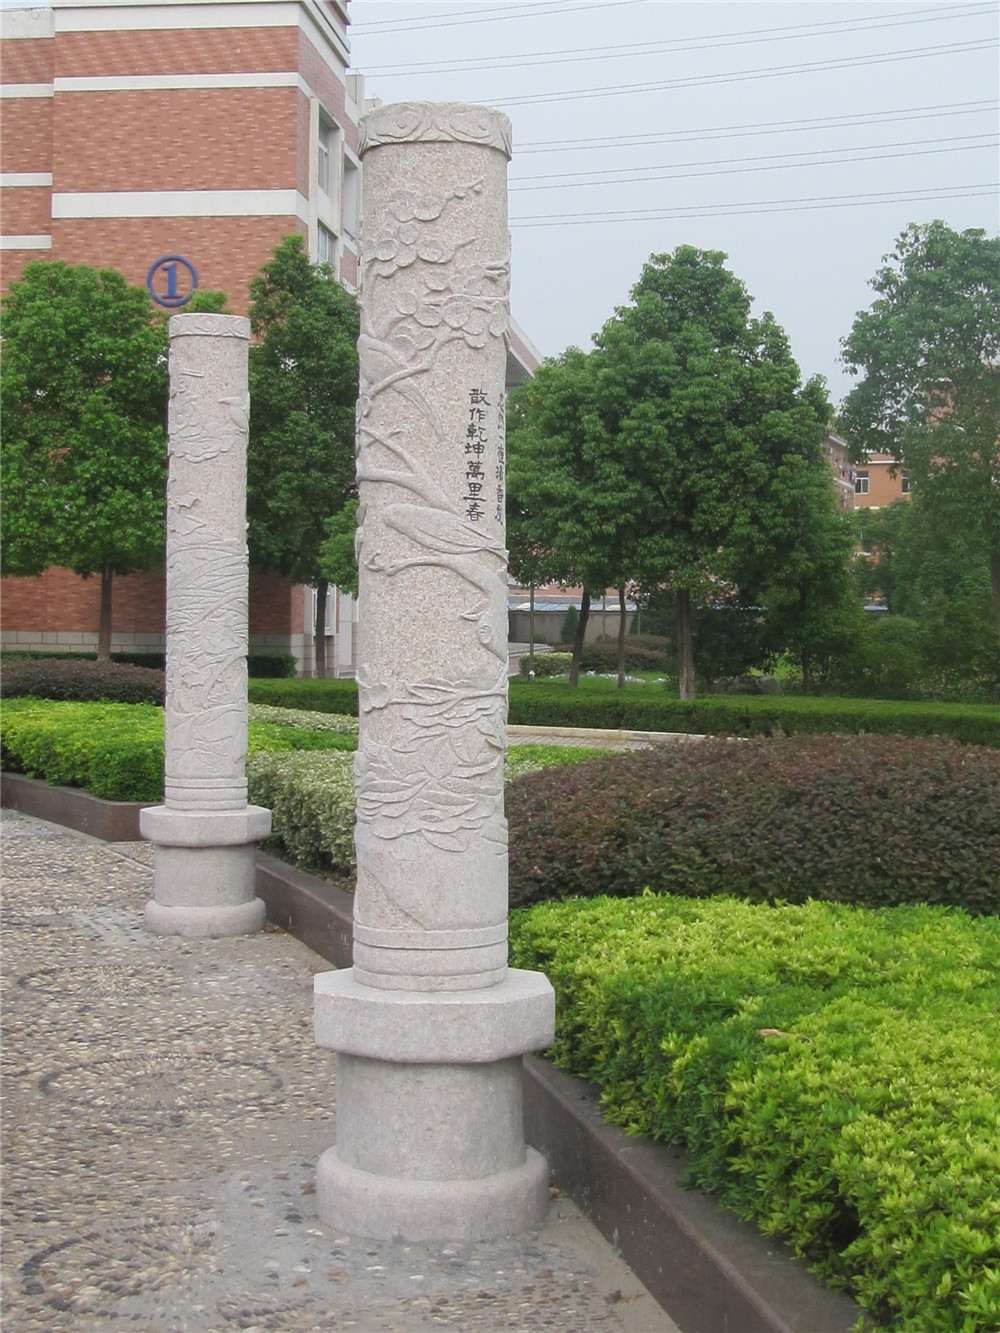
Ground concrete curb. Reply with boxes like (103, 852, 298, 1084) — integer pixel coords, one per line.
(1, 772, 861, 1333)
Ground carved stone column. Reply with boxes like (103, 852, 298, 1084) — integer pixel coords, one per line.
(141, 313, 269, 938)
(313, 102, 555, 1240)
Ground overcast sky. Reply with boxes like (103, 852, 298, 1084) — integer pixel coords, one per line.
(347, 0, 998, 407)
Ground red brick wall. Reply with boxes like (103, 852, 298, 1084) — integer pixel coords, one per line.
(0, 567, 163, 633)
(2, 567, 302, 638)
(2, 36, 53, 83)
(51, 216, 303, 314)
(250, 572, 303, 636)
(0, 99, 52, 174)
(2, 186, 51, 235)
(55, 27, 298, 77)
(52, 88, 300, 193)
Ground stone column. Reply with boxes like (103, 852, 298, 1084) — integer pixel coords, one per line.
(313, 101, 555, 1240)
(140, 313, 270, 938)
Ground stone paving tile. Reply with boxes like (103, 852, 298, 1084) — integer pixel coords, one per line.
(1, 811, 679, 1333)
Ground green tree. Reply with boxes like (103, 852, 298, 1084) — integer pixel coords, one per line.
(318, 498, 359, 600)
(752, 457, 862, 692)
(840, 221, 1000, 641)
(589, 246, 830, 698)
(506, 348, 631, 685)
(1, 260, 169, 659)
(247, 234, 359, 676)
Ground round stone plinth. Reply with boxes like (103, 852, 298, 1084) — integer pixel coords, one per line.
(144, 895, 265, 939)
(316, 1144, 550, 1242)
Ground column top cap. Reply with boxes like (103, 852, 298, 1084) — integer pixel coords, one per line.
(169, 314, 251, 340)
(360, 101, 512, 160)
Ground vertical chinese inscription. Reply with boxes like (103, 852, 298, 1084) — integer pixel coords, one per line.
(464, 387, 490, 522)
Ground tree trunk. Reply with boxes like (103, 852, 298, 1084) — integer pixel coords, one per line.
(616, 584, 627, 690)
(991, 549, 1000, 649)
(568, 588, 591, 687)
(528, 583, 535, 677)
(97, 562, 113, 661)
(676, 588, 695, 701)
(315, 579, 328, 679)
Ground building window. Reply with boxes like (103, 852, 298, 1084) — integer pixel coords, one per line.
(855, 472, 869, 495)
(901, 472, 911, 494)
(317, 223, 336, 268)
(317, 122, 332, 196)
(342, 158, 359, 240)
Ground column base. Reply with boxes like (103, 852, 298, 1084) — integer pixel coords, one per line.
(316, 1144, 550, 1242)
(144, 895, 266, 939)
(140, 805, 270, 938)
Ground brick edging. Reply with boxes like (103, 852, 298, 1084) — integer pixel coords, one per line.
(1, 771, 861, 1333)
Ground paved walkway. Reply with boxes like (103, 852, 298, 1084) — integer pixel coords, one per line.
(1, 811, 680, 1333)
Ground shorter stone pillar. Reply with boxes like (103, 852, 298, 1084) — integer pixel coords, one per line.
(141, 313, 269, 938)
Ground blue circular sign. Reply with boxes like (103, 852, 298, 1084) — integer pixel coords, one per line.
(147, 255, 198, 307)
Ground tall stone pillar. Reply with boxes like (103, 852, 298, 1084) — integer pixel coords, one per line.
(140, 313, 270, 938)
(313, 102, 555, 1240)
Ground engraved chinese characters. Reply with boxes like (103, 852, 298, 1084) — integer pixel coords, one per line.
(313, 103, 554, 1241)
(352, 101, 513, 989)
(140, 315, 269, 939)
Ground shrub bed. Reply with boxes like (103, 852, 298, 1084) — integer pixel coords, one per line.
(1, 658, 165, 704)
(0, 700, 355, 802)
(248, 677, 360, 716)
(508, 895, 1000, 1332)
(508, 681, 1000, 747)
(248, 676, 1000, 746)
(506, 735, 1000, 917)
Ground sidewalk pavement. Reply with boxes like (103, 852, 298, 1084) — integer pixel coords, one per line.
(1, 810, 681, 1333)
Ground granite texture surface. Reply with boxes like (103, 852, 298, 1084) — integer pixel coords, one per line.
(1, 811, 679, 1332)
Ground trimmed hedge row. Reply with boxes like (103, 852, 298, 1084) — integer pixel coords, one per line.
(508, 682, 1000, 747)
(249, 676, 1000, 747)
(248, 677, 360, 716)
(506, 735, 1000, 917)
(508, 895, 1000, 1332)
(0, 700, 355, 802)
(246, 744, 606, 879)
(2, 650, 297, 676)
(0, 658, 166, 704)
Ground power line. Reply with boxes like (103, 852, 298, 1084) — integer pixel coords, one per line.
(350, 0, 644, 35)
(509, 134, 999, 191)
(361, 2, 995, 76)
(508, 183, 999, 228)
(494, 38, 998, 109)
(517, 101, 999, 155)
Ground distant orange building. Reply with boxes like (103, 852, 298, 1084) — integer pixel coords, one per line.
(851, 452, 911, 509)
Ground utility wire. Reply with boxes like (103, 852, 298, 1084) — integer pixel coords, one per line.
(509, 134, 999, 190)
(495, 39, 998, 108)
(517, 100, 999, 155)
(361, 2, 995, 75)
(351, 0, 644, 35)
(509, 183, 999, 228)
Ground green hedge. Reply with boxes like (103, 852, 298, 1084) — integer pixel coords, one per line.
(507, 735, 1000, 917)
(508, 681, 1000, 747)
(0, 658, 165, 704)
(244, 676, 1000, 747)
(247, 677, 360, 716)
(0, 700, 355, 802)
(508, 895, 1000, 1332)
(2, 651, 296, 677)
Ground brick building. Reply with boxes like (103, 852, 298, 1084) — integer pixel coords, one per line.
(0, 0, 362, 671)
(1, 0, 540, 673)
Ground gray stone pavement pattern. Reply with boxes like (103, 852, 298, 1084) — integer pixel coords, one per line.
(1, 811, 681, 1333)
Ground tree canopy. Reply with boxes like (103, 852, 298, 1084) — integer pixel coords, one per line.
(247, 234, 359, 674)
(839, 221, 1000, 639)
(512, 246, 833, 698)
(1, 260, 169, 658)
